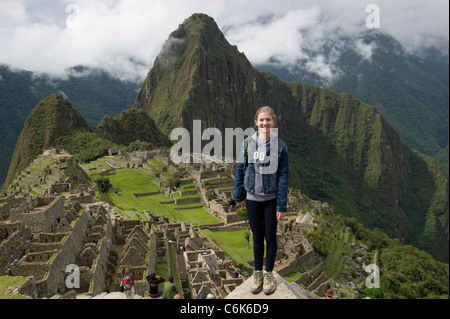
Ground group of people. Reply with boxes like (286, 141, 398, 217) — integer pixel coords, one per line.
(228, 266, 248, 279)
(120, 268, 180, 299)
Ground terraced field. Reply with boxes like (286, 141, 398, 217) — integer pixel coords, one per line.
(322, 212, 356, 280)
(86, 158, 221, 226)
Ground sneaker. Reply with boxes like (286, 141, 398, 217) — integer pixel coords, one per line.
(263, 271, 276, 295)
(250, 270, 263, 294)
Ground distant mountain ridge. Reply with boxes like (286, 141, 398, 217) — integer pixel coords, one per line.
(3, 13, 448, 263)
(256, 30, 449, 163)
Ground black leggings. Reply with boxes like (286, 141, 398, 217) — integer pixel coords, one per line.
(246, 198, 278, 272)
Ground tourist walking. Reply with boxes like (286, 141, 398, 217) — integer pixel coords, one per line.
(233, 106, 289, 295)
(120, 268, 135, 299)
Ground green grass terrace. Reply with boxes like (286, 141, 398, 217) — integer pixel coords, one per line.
(85, 161, 221, 227)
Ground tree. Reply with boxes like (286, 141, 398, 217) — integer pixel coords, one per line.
(245, 230, 251, 249)
(95, 176, 112, 197)
(236, 207, 248, 221)
(306, 221, 328, 257)
(168, 175, 180, 191)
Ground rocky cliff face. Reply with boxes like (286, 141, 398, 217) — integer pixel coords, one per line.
(225, 271, 317, 299)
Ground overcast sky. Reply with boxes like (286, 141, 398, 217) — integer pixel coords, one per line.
(1, 0, 448, 82)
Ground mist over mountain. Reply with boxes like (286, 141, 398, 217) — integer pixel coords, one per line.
(256, 30, 449, 164)
(2, 1, 447, 83)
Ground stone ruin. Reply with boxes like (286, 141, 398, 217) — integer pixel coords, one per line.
(109, 210, 245, 299)
(0, 195, 115, 297)
(6, 148, 76, 198)
(270, 195, 370, 298)
(2, 177, 245, 300)
(1, 149, 370, 299)
(184, 248, 244, 299)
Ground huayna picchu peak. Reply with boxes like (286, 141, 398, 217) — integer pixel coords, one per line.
(1, 13, 448, 300)
(134, 13, 264, 135)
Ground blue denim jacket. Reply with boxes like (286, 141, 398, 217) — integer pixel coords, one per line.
(233, 134, 289, 212)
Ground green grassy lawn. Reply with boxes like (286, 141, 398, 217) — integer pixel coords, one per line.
(155, 261, 169, 285)
(108, 169, 161, 193)
(283, 272, 303, 282)
(94, 168, 220, 226)
(164, 203, 219, 225)
(148, 158, 169, 168)
(203, 229, 254, 270)
(0, 276, 28, 299)
(168, 245, 183, 296)
(91, 158, 111, 170)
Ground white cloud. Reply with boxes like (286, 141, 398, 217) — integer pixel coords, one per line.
(305, 55, 338, 81)
(0, 0, 448, 82)
(354, 39, 377, 61)
(0, 0, 28, 27)
(225, 6, 323, 65)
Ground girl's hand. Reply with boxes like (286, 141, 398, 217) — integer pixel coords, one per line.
(277, 211, 286, 221)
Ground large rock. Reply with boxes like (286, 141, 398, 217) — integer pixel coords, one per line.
(225, 271, 317, 299)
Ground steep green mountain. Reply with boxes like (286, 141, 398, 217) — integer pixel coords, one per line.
(5, 93, 94, 186)
(133, 13, 448, 262)
(134, 13, 263, 135)
(97, 108, 171, 147)
(0, 64, 140, 186)
(435, 144, 449, 176)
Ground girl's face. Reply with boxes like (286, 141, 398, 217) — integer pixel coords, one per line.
(255, 112, 274, 134)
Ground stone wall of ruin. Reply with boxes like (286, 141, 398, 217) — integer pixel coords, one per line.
(10, 196, 66, 233)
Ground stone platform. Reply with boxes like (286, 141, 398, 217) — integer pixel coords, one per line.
(225, 271, 317, 299)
